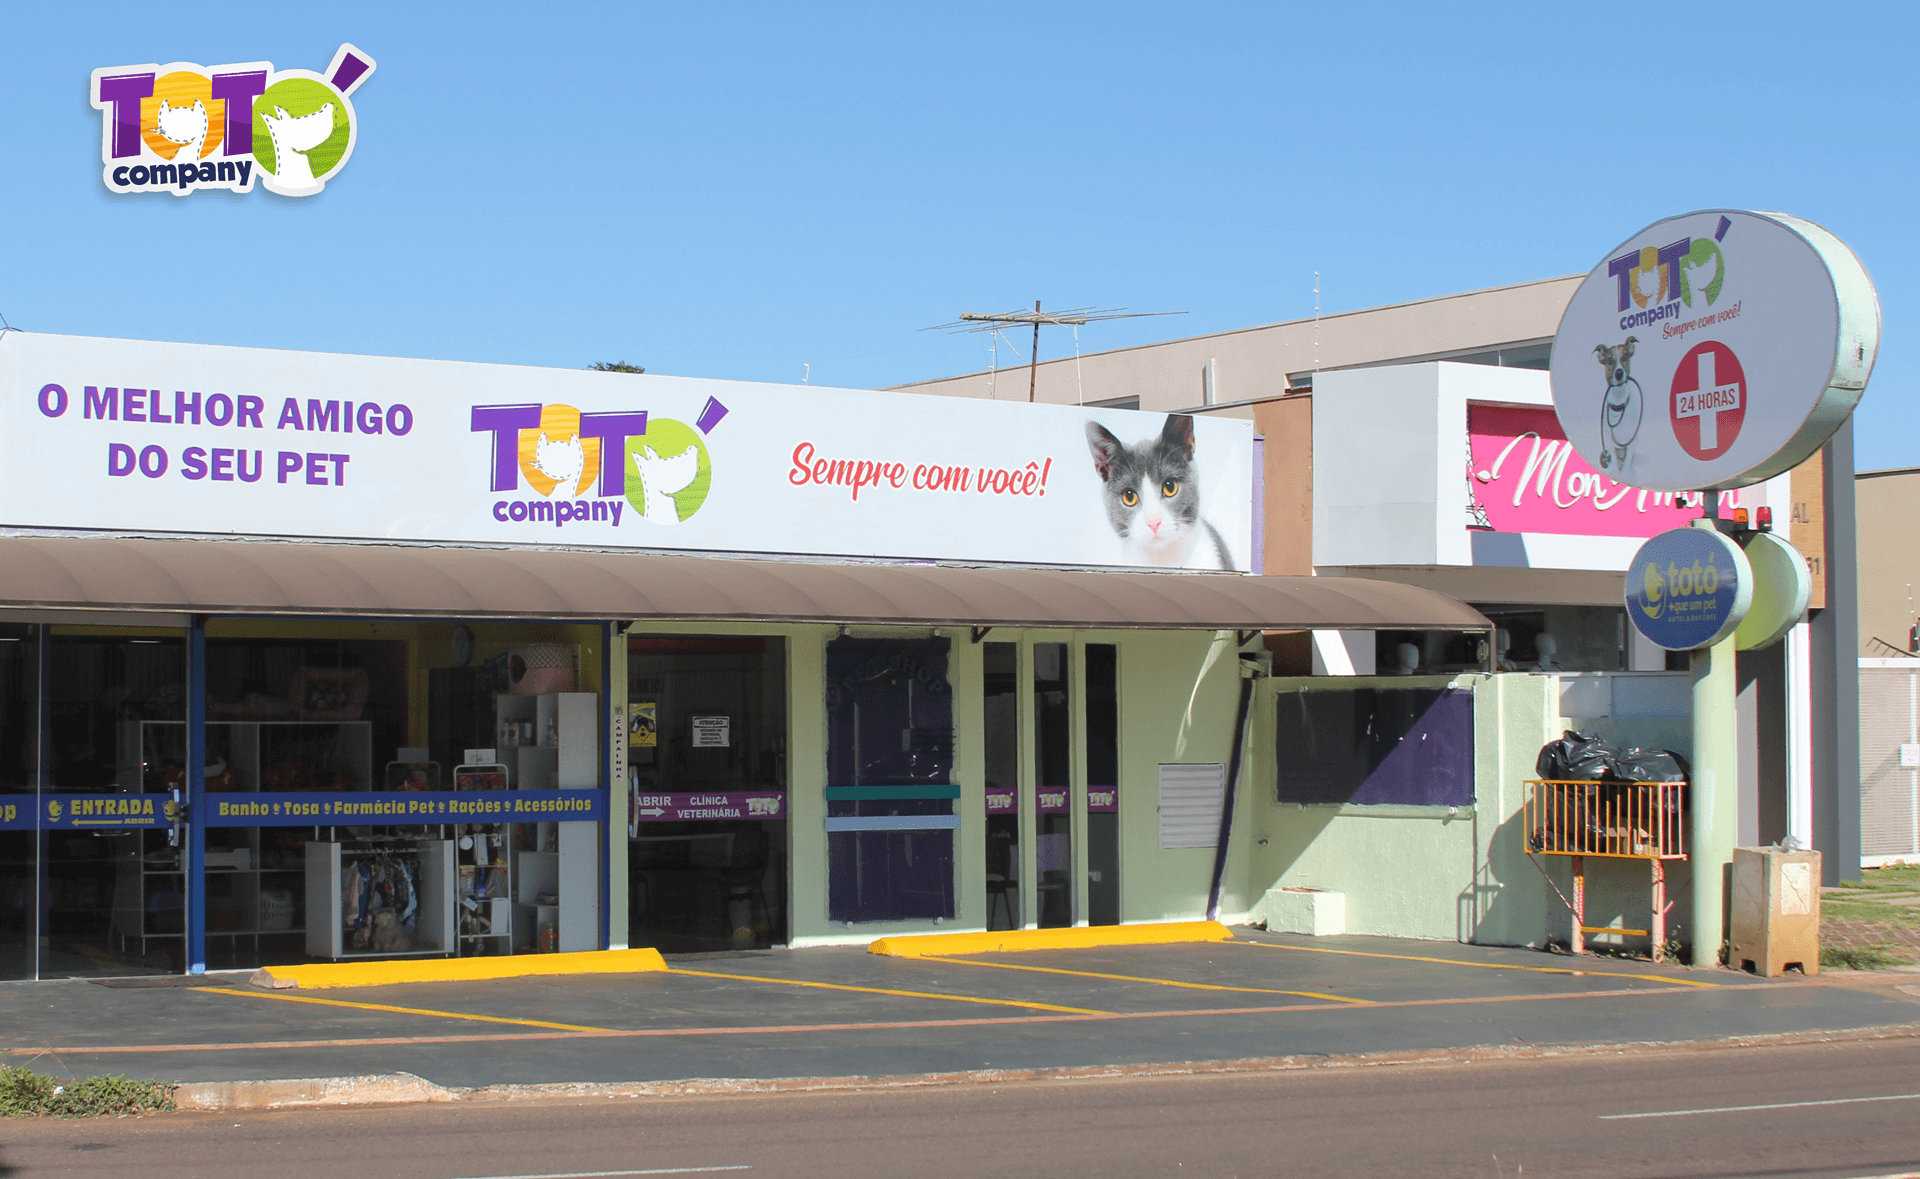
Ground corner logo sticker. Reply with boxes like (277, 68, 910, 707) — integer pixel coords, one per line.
(91, 44, 375, 198)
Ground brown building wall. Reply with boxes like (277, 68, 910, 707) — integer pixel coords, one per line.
(1255, 395, 1312, 576)
(1856, 467, 1920, 656)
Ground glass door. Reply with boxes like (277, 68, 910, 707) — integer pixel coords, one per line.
(627, 635, 789, 951)
(1033, 642, 1072, 928)
(981, 642, 1020, 930)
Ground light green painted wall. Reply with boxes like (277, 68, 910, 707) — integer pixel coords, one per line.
(619, 621, 1252, 947)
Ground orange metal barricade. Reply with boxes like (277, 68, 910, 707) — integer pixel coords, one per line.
(1522, 779, 1689, 958)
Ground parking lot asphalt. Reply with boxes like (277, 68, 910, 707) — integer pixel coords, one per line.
(5, 931, 1919, 1090)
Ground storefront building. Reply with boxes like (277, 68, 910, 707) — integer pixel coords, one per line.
(0, 330, 1486, 978)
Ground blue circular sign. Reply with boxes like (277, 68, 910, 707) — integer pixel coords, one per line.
(1626, 525, 1754, 651)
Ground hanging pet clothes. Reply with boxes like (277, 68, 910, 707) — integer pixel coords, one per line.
(342, 851, 423, 953)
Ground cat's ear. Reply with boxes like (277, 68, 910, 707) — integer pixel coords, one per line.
(1085, 422, 1122, 481)
(1161, 414, 1196, 459)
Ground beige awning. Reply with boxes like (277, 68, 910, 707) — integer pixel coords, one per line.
(0, 535, 1491, 632)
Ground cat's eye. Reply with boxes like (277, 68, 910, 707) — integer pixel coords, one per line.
(1161, 479, 1179, 498)
(1120, 489, 1139, 507)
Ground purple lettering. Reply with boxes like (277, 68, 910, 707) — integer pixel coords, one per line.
(96, 72, 154, 159)
(305, 452, 329, 485)
(206, 394, 234, 426)
(107, 443, 136, 476)
(328, 454, 348, 485)
(150, 390, 171, 423)
(174, 391, 201, 425)
(210, 70, 268, 156)
(237, 450, 262, 483)
(1608, 252, 1637, 312)
(124, 389, 146, 422)
(354, 402, 384, 434)
(237, 396, 264, 428)
(277, 398, 304, 430)
(579, 411, 648, 496)
(1658, 237, 1691, 299)
(211, 448, 234, 481)
(38, 384, 67, 417)
(469, 404, 541, 492)
(84, 387, 117, 420)
(181, 447, 208, 480)
(138, 445, 167, 478)
(277, 451, 302, 483)
(305, 399, 339, 432)
(386, 403, 413, 436)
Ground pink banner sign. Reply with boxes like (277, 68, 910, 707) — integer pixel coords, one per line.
(1468, 404, 1747, 538)
(1036, 788, 1070, 814)
(985, 789, 1017, 814)
(1087, 788, 1118, 814)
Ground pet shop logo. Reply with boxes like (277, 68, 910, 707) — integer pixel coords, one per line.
(1608, 216, 1731, 330)
(1637, 554, 1723, 621)
(91, 44, 375, 198)
(471, 397, 728, 531)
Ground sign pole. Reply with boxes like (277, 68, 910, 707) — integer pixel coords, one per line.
(1689, 620, 1740, 966)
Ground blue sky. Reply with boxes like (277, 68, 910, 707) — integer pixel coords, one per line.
(4, 3, 1915, 468)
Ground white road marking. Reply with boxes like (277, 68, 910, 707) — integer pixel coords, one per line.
(1600, 1092, 1920, 1119)
(453, 1169, 750, 1178)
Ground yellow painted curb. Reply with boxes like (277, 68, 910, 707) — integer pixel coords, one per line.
(868, 922, 1234, 958)
(250, 948, 668, 990)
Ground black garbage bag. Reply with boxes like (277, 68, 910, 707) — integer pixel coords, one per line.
(1610, 747, 1689, 783)
(1535, 730, 1615, 781)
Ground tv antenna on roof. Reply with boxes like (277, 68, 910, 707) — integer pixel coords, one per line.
(924, 302, 1185, 402)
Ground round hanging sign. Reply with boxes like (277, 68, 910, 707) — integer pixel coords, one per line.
(1550, 210, 1879, 491)
(1732, 530, 1812, 652)
(1626, 525, 1753, 651)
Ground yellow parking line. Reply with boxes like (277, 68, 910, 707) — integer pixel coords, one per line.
(202, 987, 612, 1031)
(669, 968, 1108, 1015)
(918, 955, 1370, 1004)
(1233, 941, 1719, 987)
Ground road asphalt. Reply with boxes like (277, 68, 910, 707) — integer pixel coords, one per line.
(5, 1033, 1920, 1178)
(4, 930, 1918, 1095)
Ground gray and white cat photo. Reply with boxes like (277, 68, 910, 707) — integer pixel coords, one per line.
(1085, 414, 1233, 570)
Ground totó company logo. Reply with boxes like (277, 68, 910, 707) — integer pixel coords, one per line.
(473, 396, 729, 531)
(91, 44, 375, 198)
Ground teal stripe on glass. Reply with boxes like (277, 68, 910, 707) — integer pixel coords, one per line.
(823, 785, 961, 801)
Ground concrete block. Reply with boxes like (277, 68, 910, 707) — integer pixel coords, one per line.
(1729, 847, 1821, 976)
(1258, 886, 1347, 936)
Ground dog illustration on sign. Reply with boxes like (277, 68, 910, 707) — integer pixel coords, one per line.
(1593, 336, 1643, 470)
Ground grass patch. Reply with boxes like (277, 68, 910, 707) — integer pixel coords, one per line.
(1819, 946, 1912, 971)
(1830, 865, 1920, 892)
(0, 1065, 174, 1118)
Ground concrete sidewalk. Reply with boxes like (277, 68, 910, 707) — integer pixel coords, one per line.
(4, 931, 1918, 1100)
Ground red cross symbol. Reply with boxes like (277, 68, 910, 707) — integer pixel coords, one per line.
(1670, 341, 1746, 460)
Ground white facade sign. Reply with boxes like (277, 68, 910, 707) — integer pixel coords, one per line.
(1549, 210, 1879, 491)
(0, 333, 1253, 572)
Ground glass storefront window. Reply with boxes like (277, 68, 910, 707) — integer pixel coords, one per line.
(982, 642, 1019, 931)
(0, 624, 37, 980)
(1033, 642, 1072, 928)
(44, 629, 188, 978)
(202, 619, 605, 970)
